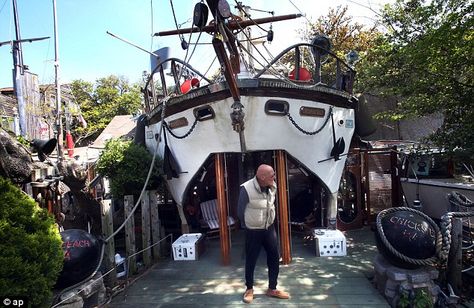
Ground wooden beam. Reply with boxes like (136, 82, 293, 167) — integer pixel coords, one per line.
(149, 190, 162, 261)
(215, 153, 230, 265)
(124, 195, 137, 275)
(141, 191, 152, 267)
(100, 199, 116, 287)
(276, 150, 291, 264)
(155, 14, 302, 37)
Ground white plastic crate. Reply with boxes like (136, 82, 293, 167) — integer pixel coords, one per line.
(172, 233, 204, 261)
(313, 229, 347, 257)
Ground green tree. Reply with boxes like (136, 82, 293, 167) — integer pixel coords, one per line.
(280, 6, 381, 84)
(0, 177, 63, 307)
(357, 0, 474, 157)
(96, 138, 163, 197)
(70, 75, 143, 146)
(300, 6, 381, 61)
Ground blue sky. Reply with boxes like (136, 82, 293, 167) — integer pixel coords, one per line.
(0, 0, 392, 88)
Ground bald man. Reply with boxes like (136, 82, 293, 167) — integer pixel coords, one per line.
(237, 164, 290, 304)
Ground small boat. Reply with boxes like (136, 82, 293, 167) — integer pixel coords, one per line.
(399, 148, 474, 219)
(139, 1, 370, 259)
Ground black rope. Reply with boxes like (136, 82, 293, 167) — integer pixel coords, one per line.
(169, 0, 185, 43)
(233, 1, 273, 33)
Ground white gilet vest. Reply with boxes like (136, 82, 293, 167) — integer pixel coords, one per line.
(241, 176, 277, 229)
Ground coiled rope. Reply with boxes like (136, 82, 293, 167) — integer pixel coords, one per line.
(376, 207, 442, 267)
(377, 196, 474, 268)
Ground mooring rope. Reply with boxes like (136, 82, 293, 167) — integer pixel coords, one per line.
(439, 191, 474, 266)
(377, 203, 474, 269)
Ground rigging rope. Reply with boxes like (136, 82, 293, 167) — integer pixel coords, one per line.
(105, 97, 169, 243)
(233, 1, 273, 33)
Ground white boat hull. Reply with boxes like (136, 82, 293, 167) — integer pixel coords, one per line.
(401, 177, 474, 219)
(145, 94, 355, 205)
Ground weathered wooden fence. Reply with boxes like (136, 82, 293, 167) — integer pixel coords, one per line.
(100, 190, 167, 287)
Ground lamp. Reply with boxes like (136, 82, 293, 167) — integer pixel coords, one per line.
(31, 138, 57, 162)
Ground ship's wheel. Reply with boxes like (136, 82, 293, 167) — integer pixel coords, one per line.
(337, 171, 359, 224)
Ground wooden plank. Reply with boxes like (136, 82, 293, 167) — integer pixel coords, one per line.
(276, 150, 291, 264)
(124, 195, 137, 275)
(215, 153, 230, 265)
(149, 190, 162, 261)
(100, 199, 116, 287)
(141, 191, 152, 267)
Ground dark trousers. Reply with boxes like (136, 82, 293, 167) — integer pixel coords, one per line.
(245, 224, 280, 290)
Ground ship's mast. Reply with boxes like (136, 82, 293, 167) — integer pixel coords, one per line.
(11, 0, 26, 137)
(52, 0, 63, 159)
(4, 0, 48, 138)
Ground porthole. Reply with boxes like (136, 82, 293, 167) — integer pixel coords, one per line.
(264, 100, 289, 115)
(193, 105, 215, 121)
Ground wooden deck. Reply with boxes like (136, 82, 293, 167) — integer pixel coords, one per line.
(108, 227, 390, 307)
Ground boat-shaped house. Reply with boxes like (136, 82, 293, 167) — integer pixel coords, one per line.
(141, 0, 367, 263)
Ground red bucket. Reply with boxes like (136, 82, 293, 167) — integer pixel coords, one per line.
(180, 78, 200, 94)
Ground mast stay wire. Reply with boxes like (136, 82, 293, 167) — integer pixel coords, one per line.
(286, 0, 311, 24)
(105, 4, 203, 242)
(104, 97, 168, 243)
(233, 1, 273, 33)
(150, 0, 154, 51)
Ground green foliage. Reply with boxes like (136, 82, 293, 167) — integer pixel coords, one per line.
(397, 287, 433, 308)
(70, 75, 143, 146)
(281, 6, 381, 84)
(0, 177, 63, 307)
(357, 0, 474, 158)
(96, 138, 163, 197)
(16, 135, 30, 147)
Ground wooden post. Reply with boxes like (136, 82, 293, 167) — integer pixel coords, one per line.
(447, 218, 463, 295)
(150, 190, 162, 261)
(390, 147, 401, 207)
(141, 191, 152, 267)
(363, 150, 371, 220)
(100, 199, 116, 287)
(124, 195, 137, 275)
(215, 153, 230, 265)
(276, 150, 291, 264)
